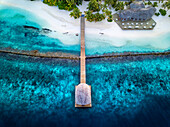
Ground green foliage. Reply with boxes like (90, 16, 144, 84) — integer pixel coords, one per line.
(125, 2, 130, 6)
(115, 2, 125, 11)
(85, 1, 115, 22)
(148, 1, 152, 6)
(65, 5, 77, 11)
(57, 1, 68, 10)
(43, 0, 59, 6)
(66, 0, 75, 8)
(43, 0, 81, 11)
(105, 0, 118, 8)
(70, 8, 82, 19)
(152, 2, 158, 7)
(169, 15, 170, 17)
(43, 0, 126, 22)
(87, 0, 100, 12)
(162, 0, 170, 10)
(107, 15, 113, 22)
(155, 12, 160, 16)
(85, 10, 93, 22)
(75, 0, 83, 5)
(85, 11, 105, 22)
(104, 9, 112, 16)
(94, 13, 106, 22)
(159, 9, 167, 16)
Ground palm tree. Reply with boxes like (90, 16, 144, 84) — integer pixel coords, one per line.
(66, 0, 75, 8)
(107, 15, 113, 22)
(162, 0, 170, 10)
(70, 8, 82, 19)
(87, 0, 100, 12)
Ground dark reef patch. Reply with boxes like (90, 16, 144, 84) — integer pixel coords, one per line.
(23, 25, 40, 31)
(0, 20, 80, 55)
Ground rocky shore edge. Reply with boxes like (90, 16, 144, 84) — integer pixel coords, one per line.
(0, 48, 169, 60)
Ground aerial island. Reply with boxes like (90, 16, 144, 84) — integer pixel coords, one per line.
(0, 0, 170, 127)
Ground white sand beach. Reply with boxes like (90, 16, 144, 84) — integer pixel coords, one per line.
(0, 0, 170, 48)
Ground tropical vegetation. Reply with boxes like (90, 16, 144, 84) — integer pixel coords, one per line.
(87, 0, 100, 12)
(162, 0, 170, 10)
(152, 2, 158, 7)
(155, 12, 160, 16)
(70, 8, 82, 19)
(84, 10, 105, 22)
(159, 9, 167, 16)
(114, 2, 125, 11)
(107, 14, 113, 22)
(42, 0, 170, 21)
(43, 0, 83, 11)
(148, 1, 152, 6)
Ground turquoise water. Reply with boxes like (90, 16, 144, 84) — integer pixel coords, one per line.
(85, 32, 170, 55)
(0, 5, 42, 28)
(0, 5, 170, 55)
(0, 5, 80, 54)
(0, 4, 170, 127)
(0, 19, 80, 54)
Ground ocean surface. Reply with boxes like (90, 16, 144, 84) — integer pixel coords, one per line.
(0, 4, 170, 127)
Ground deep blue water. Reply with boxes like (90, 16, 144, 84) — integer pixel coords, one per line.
(0, 53, 170, 127)
(0, 4, 170, 127)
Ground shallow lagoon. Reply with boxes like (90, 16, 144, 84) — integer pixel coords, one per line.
(0, 5, 170, 55)
(0, 4, 170, 127)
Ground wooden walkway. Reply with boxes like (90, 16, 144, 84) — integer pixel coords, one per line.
(75, 15, 92, 108)
(80, 14, 86, 84)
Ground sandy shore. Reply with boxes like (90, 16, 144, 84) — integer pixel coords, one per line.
(0, 0, 170, 48)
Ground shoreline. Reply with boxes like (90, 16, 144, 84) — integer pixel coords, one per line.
(0, 0, 170, 50)
(0, 0, 170, 46)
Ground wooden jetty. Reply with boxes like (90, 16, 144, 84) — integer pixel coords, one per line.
(75, 15, 92, 108)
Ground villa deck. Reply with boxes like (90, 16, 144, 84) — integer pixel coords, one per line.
(113, 14, 156, 30)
